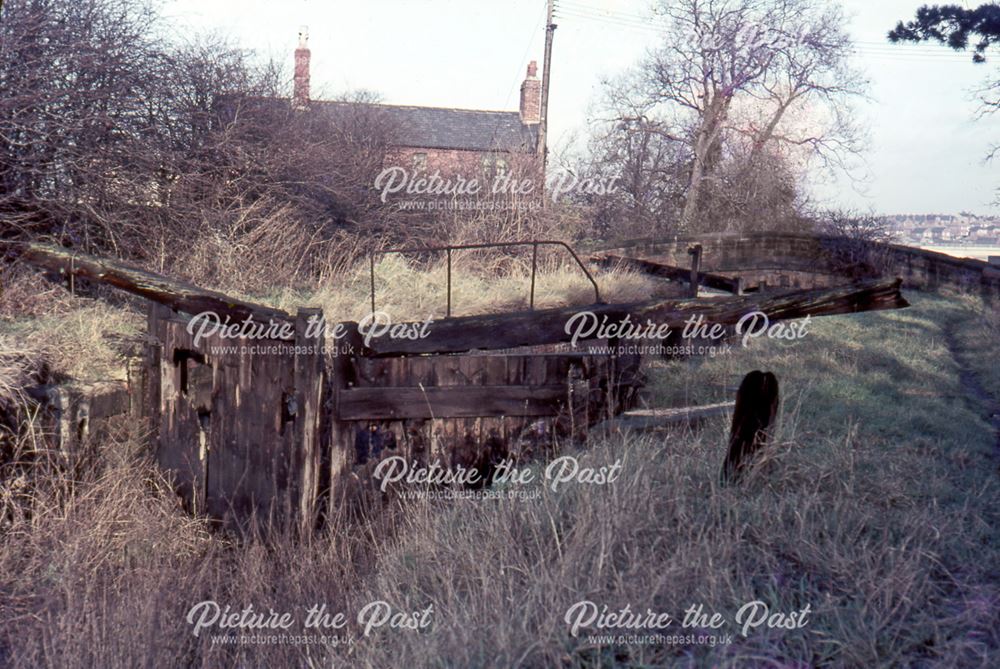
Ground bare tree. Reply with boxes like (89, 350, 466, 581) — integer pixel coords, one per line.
(698, 144, 806, 232)
(581, 73, 687, 238)
(0, 0, 165, 247)
(589, 0, 865, 234)
(817, 209, 896, 277)
(1, 0, 403, 287)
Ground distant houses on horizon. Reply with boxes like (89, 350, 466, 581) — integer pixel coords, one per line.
(884, 213, 1000, 247)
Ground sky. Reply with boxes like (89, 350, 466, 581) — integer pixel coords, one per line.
(163, 0, 1000, 216)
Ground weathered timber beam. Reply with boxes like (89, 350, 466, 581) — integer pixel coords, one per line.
(336, 385, 570, 420)
(593, 401, 735, 433)
(19, 244, 910, 359)
(21, 243, 291, 326)
(363, 278, 908, 356)
(592, 253, 742, 293)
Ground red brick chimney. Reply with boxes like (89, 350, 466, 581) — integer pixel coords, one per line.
(519, 60, 541, 125)
(293, 27, 310, 110)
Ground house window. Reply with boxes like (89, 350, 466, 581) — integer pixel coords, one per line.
(412, 152, 427, 171)
(481, 154, 508, 177)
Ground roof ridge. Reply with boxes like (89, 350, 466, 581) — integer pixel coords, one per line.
(313, 99, 520, 115)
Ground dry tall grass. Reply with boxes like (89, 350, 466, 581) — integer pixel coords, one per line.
(266, 252, 661, 323)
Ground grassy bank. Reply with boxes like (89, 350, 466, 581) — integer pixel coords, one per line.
(0, 291, 997, 667)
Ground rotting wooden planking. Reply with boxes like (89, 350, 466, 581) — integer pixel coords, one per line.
(336, 384, 572, 420)
(28, 380, 131, 454)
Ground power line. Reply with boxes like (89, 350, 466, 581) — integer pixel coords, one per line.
(556, 5, 981, 62)
(857, 39, 971, 51)
(856, 48, 971, 57)
(852, 48, 977, 62)
(559, 2, 983, 53)
(487, 2, 548, 149)
(557, 8, 661, 33)
(556, 2, 662, 28)
(501, 2, 548, 111)
(856, 42, 978, 56)
(559, 0, 654, 25)
(556, 12, 656, 32)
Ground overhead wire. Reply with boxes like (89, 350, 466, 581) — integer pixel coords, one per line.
(487, 2, 549, 149)
(554, 1, 984, 63)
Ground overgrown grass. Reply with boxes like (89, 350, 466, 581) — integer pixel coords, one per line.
(649, 293, 993, 441)
(259, 253, 663, 322)
(0, 303, 141, 383)
(0, 269, 142, 386)
(1, 288, 997, 667)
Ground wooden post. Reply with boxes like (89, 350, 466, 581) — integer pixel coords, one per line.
(721, 371, 779, 484)
(293, 307, 324, 537)
(127, 356, 146, 421)
(45, 385, 72, 455)
(328, 321, 363, 522)
(688, 244, 703, 298)
(538, 0, 556, 181)
(145, 303, 167, 450)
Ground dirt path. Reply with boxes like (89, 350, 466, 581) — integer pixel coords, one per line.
(943, 324, 1000, 463)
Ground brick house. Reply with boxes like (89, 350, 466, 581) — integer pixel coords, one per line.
(292, 30, 542, 176)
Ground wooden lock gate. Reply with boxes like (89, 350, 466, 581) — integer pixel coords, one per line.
(20, 241, 908, 533)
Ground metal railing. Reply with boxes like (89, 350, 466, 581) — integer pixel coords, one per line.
(368, 240, 602, 318)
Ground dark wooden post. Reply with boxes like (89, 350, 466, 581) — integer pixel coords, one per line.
(688, 243, 703, 298)
(328, 321, 363, 522)
(293, 307, 324, 537)
(127, 356, 147, 423)
(721, 371, 779, 484)
(144, 303, 167, 449)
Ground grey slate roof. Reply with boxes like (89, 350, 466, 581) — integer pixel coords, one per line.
(315, 100, 539, 153)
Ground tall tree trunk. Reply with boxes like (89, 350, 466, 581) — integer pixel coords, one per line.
(680, 92, 729, 232)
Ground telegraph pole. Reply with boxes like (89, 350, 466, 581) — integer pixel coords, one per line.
(538, 0, 556, 180)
